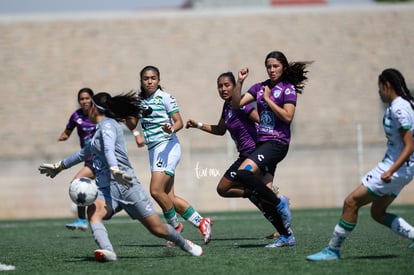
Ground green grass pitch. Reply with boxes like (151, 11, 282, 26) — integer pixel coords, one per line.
(1, 205, 414, 274)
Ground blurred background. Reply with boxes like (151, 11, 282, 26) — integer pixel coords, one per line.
(1, 0, 414, 219)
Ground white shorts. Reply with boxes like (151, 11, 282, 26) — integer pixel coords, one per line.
(148, 135, 181, 176)
(361, 158, 414, 197)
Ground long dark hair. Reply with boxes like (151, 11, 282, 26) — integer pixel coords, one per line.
(379, 68, 414, 109)
(92, 91, 145, 121)
(265, 51, 312, 94)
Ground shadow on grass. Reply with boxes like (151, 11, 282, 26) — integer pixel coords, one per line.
(207, 237, 260, 241)
(68, 252, 179, 262)
(352, 254, 398, 260)
(237, 244, 269, 248)
(120, 244, 165, 248)
(66, 256, 97, 262)
(67, 236, 89, 239)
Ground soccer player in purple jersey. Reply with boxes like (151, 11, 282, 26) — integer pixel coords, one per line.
(58, 88, 96, 231)
(232, 51, 312, 248)
(187, 72, 264, 198)
(186, 71, 291, 239)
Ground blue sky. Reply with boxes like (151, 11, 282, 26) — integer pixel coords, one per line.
(0, 0, 376, 14)
(0, 0, 188, 14)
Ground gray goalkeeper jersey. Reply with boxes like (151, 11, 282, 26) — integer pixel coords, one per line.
(62, 117, 139, 188)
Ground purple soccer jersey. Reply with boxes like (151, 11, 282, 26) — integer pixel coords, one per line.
(66, 108, 96, 148)
(221, 102, 257, 154)
(248, 80, 297, 145)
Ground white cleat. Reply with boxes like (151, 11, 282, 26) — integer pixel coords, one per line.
(0, 263, 15, 271)
(182, 240, 203, 256)
(94, 249, 117, 262)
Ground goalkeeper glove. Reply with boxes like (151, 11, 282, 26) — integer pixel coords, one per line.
(38, 161, 64, 178)
(110, 166, 133, 188)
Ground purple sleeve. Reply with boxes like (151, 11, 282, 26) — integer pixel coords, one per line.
(240, 103, 254, 116)
(65, 110, 79, 130)
(220, 103, 226, 120)
(283, 83, 297, 105)
(247, 82, 262, 99)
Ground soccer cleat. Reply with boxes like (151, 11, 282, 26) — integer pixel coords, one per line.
(199, 217, 213, 244)
(175, 222, 184, 233)
(167, 222, 184, 247)
(0, 263, 15, 271)
(306, 247, 340, 261)
(265, 234, 296, 248)
(94, 249, 117, 262)
(182, 240, 203, 256)
(276, 196, 292, 228)
(265, 231, 280, 240)
(65, 218, 88, 231)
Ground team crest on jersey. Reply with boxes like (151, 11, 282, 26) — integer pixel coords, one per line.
(153, 95, 163, 104)
(273, 89, 281, 98)
(76, 118, 83, 125)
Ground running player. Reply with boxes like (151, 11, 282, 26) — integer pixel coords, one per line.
(307, 68, 414, 261)
(39, 91, 203, 261)
(185, 71, 290, 238)
(125, 65, 213, 245)
(58, 87, 96, 231)
(232, 51, 312, 248)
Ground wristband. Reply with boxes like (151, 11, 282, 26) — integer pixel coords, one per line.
(132, 130, 140, 136)
(197, 122, 203, 129)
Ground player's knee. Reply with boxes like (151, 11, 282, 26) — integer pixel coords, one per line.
(342, 196, 361, 221)
(216, 185, 227, 197)
(236, 169, 254, 187)
(216, 179, 231, 197)
(149, 188, 162, 200)
(236, 169, 252, 179)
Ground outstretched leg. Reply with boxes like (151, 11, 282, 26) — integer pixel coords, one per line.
(139, 213, 203, 256)
(371, 195, 414, 241)
(307, 184, 374, 261)
(88, 199, 117, 262)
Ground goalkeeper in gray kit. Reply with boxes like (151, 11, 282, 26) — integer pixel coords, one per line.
(39, 91, 203, 262)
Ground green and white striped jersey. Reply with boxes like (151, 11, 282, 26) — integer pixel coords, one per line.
(140, 88, 179, 150)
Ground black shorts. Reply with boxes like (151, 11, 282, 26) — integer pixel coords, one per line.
(223, 154, 249, 181)
(246, 140, 289, 176)
(85, 159, 95, 175)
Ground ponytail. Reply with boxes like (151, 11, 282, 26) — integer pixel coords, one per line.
(379, 68, 414, 109)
